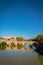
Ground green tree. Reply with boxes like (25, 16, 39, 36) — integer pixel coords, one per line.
(36, 34, 43, 41)
(16, 37, 24, 41)
(31, 34, 43, 41)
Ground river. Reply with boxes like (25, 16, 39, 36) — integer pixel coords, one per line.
(0, 44, 43, 65)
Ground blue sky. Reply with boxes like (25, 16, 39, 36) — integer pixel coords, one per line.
(0, 0, 43, 39)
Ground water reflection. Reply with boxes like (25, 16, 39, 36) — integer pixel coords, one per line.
(24, 43, 29, 50)
(0, 43, 36, 53)
(37, 54, 43, 65)
(0, 43, 43, 65)
(6, 43, 33, 52)
(32, 46, 36, 50)
(0, 49, 42, 65)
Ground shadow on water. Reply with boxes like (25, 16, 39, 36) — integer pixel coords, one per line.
(32, 45, 43, 56)
(34, 49, 43, 56)
(32, 41, 43, 56)
(32, 46, 42, 55)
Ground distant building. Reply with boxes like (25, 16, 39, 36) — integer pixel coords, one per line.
(0, 36, 18, 45)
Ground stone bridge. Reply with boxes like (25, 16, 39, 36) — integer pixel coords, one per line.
(16, 41, 35, 45)
(6, 40, 35, 46)
(0, 38, 36, 46)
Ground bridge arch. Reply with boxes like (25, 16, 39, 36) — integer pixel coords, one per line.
(24, 43, 30, 50)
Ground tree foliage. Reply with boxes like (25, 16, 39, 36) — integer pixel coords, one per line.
(36, 34, 43, 41)
(16, 37, 24, 41)
(31, 34, 43, 41)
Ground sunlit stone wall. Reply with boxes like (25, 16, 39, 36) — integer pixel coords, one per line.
(0, 37, 34, 46)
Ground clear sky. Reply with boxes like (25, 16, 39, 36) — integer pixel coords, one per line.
(0, 0, 43, 39)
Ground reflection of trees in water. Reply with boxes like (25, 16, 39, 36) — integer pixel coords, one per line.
(0, 42, 34, 52)
(0, 42, 7, 50)
(17, 43, 23, 49)
(38, 54, 43, 65)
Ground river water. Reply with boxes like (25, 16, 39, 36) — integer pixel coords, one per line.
(0, 44, 43, 65)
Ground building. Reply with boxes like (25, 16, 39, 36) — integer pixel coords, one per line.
(0, 37, 18, 45)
